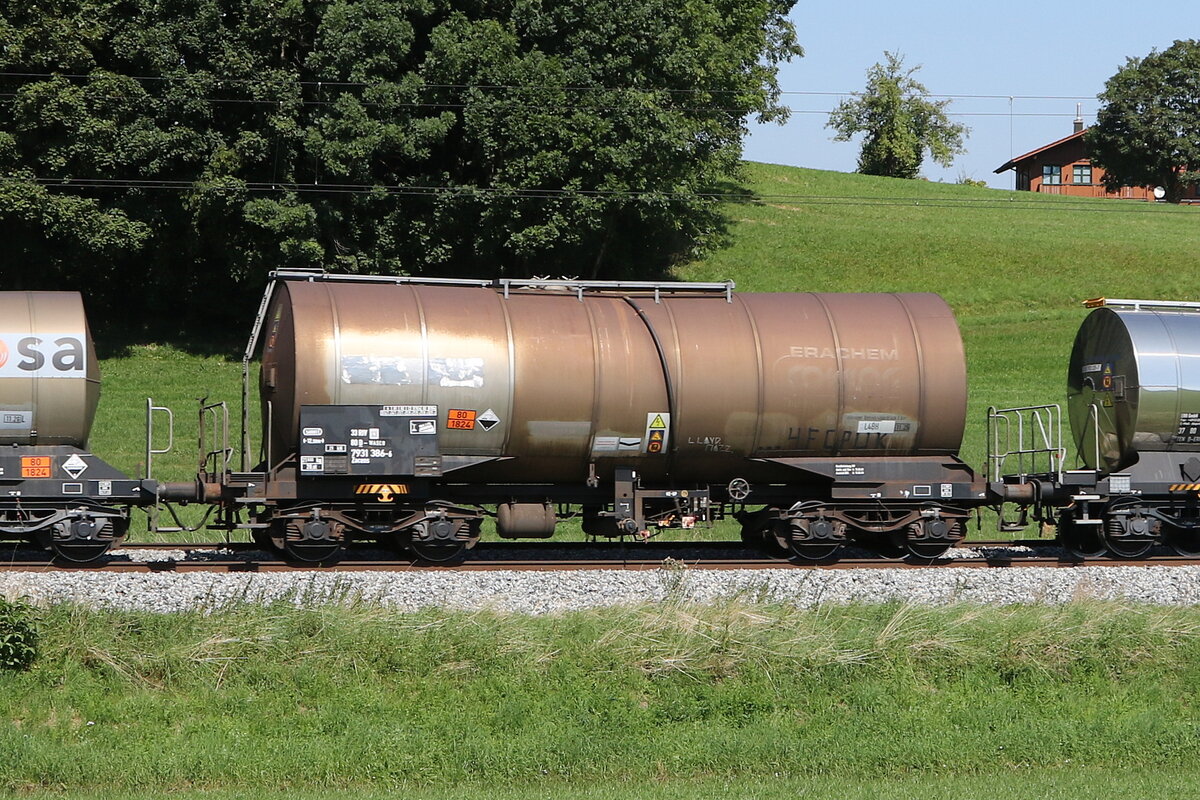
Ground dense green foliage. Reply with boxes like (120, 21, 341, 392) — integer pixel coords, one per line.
(1086, 39, 1200, 203)
(3, 600, 1200, 793)
(827, 52, 967, 179)
(0, 0, 800, 339)
(0, 599, 38, 671)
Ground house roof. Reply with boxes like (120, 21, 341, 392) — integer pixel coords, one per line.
(994, 128, 1088, 174)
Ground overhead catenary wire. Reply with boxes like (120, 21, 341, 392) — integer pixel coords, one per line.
(3, 175, 1189, 215)
(0, 71, 1101, 100)
(0, 90, 1099, 118)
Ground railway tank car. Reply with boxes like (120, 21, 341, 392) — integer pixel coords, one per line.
(991, 298, 1200, 559)
(177, 269, 985, 562)
(0, 292, 153, 561)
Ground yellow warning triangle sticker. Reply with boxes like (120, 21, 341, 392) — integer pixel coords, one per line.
(1104, 365, 1112, 374)
(649, 414, 667, 429)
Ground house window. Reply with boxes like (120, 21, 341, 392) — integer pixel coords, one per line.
(1073, 165, 1092, 185)
(1043, 165, 1062, 185)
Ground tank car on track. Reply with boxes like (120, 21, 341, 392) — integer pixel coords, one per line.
(0, 292, 154, 561)
(158, 269, 985, 562)
(14, 271, 1199, 566)
(989, 298, 1200, 559)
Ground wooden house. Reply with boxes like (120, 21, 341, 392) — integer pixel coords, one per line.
(993, 120, 1164, 199)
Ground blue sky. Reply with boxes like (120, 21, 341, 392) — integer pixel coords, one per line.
(742, 1, 1197, 188)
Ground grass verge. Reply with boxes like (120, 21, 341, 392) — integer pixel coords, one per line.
(3, 600, 1200, 793)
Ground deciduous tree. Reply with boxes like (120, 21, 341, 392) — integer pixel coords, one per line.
(0, 0, 801, 340)
(1086, 39, 1200, 204)
(827, 52, 966, 180)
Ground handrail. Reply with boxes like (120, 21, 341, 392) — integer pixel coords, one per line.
(199, 400, 232, 479)
(268, 268, 736, 300)
(986, 404, 1065, 483)
(1083, 402, 1101, 470)
(144, 398, 174, 481)
(1084, 297, 1200, 312)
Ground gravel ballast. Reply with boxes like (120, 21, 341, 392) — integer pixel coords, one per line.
(4, 564, 1200, 613)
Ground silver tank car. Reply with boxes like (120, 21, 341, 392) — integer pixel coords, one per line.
(0, 292, 100, 447)
(1068, 299, 1200, 473)
(259, 279, 967, 483)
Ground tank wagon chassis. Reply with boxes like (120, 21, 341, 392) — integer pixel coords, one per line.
(159, 414, 983, 564)
(994, 443, 1200, 560)
(0, 446, 150, 562)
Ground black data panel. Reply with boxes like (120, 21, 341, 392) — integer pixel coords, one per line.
(298, 405, 441, 477)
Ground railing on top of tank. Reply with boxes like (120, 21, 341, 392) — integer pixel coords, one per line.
(236, 269, 737, 470)
(986, 404, 1066, 483)
(268, 268, 736, 303)
(1084, 297, 1200, 312)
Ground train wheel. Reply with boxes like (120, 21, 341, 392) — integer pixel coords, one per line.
(1058, 513, 1105, 559)
(410, 540, 468, 563)
(1163, 524, 1200, 557)
(786, 517, 844, 562)
(1103, 515, 1154, 559)
(407, 516, 478, 563)
(736, 508, 788, 559)
(788, 540, 843, 561)
(903, 519, 963, 560)
(1104, 537, 1153, 559)
(252, 527, 281, 552)
(49, 517, 125, 564)
(280, 519, 345, 564)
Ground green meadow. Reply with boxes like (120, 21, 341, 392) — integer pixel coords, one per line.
(5, 600, 1200, 797)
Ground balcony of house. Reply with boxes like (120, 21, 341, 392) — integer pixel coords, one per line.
(1036, 182, 1147, 199)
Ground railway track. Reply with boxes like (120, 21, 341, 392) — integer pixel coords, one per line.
(3, 539, 1200, 572)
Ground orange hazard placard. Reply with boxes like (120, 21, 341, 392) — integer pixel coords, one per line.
(21, 456, 52, 478)
(447, 409, 477, 430)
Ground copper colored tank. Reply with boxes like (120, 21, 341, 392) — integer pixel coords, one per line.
(261, 281, 966, 482)
(0, 292, 100, 446)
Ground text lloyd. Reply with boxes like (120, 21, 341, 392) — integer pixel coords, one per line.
(789, 346, 899, 361)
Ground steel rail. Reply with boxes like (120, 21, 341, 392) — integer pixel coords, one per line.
(3, 539, 1199, 572)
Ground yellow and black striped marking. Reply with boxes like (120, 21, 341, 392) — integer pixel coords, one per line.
(1169, 483, 1200, 492)
(355, 483, 409, 502)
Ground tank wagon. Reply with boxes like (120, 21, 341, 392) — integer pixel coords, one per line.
(990, 298, 1200, 558)
(0, 292, 153, 561)
(163, 269, 984, 562)
(15, 272, 1196, 565)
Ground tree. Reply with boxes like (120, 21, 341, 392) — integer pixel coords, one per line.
(1086, 39, 1200, 204)
(826, 52, 967, 179)
(0, 0, 802, 341)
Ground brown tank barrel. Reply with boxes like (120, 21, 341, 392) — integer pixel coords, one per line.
(0, 292, 100, 447)
(261, 282, 966, 482)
